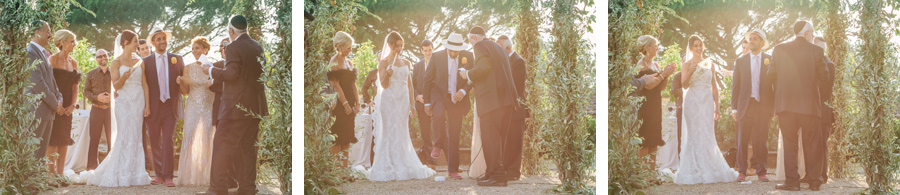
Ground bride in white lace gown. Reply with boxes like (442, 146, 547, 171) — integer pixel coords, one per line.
(367, 32, 435, 181)
(176, 44, 216, 186)
(80, 31, 152, 187)
(674, 35, 737, 185)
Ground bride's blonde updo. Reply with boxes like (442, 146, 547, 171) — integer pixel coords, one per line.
(635, 35, 658, 56)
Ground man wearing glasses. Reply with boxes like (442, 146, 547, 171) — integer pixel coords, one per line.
(82, 49, 113, 170)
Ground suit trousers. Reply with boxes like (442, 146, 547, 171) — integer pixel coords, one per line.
(87, 106, 111, 170)
(736, 100, 770, 175)
(778, 112, 825, 186)
(415, 101, 434, 164)
(481, 105, 512, 180)
(148, 102, 177, 179)
(503, 105, 526, 178)
(432, 95, 466, 173)
(209, 118, 260, 195)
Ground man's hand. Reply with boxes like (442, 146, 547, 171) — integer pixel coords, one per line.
(452, 91, 465, 103)
(416, 95, 424, 104)
(98, 92, 110, 103)
(731, 112, 738, 121)
(458, 69, 469, 80)
(425, 105, 433, 116)
(176, 76, 183, 85)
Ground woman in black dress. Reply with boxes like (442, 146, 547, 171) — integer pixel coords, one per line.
(48, 29, 81, 175)
(328, 31, 360, 168)
(634, 35, 676, 173)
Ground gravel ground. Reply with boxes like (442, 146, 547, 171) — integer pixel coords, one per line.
(337, 173, 562, 195)
(644, 175, 870, 194)
(45, 184, 281, 195)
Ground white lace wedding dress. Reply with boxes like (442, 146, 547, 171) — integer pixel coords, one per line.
(674, 61, 738, 185)
(367, 62, 436, 181)
(80, 64, 151, 187)
(177, 63, 215, 186)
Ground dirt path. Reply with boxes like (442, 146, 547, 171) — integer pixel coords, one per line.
(337, 173, 563, 195)
(644, 175, 869, 194)
(45, 183, 282, 195)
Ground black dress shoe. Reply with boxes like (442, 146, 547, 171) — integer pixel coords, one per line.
(477, 178, 507, 187)
(775, 184, 800, 191)
(508, 176, 520, 181)
(476, 175, 489, 182)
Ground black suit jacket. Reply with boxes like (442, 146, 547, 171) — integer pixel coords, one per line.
(469, 40, 517, 116)
(143, 51, 184, 119)
(413, 58, 429, 99)
(732, 52, 775, 120)
(766, 38, 830, 117)
(820, 56, 836, 124)
(423, 49, 474, 110)
(210, 34, 269, 120)
(209, 60, 225, 125)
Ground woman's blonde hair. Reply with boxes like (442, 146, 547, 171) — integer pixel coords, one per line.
(191, 36, 211, 50)
(333, 31, 354, 51)
(53, 29, 76, 50)
(636, 35, 658, 56)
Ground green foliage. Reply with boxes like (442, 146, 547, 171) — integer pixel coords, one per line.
(70, 39, 98, 105)
(849, 0, 900, 193)
(305, 0, 364, 194)
(351, 41, 378, 88)
(0, 1, 67, 194)
(254, 0, 293, 193)
(539, 0, 595, 194)
(818, 0, 854, 179)
(659, 43, 681, 99)
(515, 0, 548, 176)
(609, 0, 682, 194)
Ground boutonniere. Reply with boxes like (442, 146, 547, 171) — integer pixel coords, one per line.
(764, 58, 770, 66)
(461, 57, 468, 66)
(171, 57, 177, 65)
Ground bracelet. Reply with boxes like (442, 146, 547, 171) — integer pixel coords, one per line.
(343, 101, 349, 106)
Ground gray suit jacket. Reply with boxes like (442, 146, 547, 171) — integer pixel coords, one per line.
(27, 42, 62, 120)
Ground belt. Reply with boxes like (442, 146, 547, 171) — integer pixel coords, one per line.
(93, 105, 110, 109)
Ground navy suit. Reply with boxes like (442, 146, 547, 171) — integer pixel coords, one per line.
(143, 51, 183, 180)
(731, 52, 775, 176)
(423, 49, 473, 173)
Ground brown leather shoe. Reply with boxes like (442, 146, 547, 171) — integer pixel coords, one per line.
(758, 174, 770, 182)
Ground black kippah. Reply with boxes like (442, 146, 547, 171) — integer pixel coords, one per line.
(469, 26, 485, 36)
(230, 15, 248, 30)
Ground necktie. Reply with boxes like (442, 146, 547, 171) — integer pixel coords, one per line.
(158, 55, 169, 102)
(752, 56, 759, 101)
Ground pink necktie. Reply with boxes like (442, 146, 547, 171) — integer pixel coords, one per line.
(158, 55, 169, 102)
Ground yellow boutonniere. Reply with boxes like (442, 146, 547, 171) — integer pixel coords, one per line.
(764, 58, 770, 66)
(461, 57, 468, 66)
(171, 57, 177, 65)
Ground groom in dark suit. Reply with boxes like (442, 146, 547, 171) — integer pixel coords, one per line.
(460, 26, 518, 187)
(201, 15, 268, 195)
(732, 29, 775, 183)
(143, 28, 184, 187)
(769, 20, 830, 191)
(423, 33, 473, 179)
